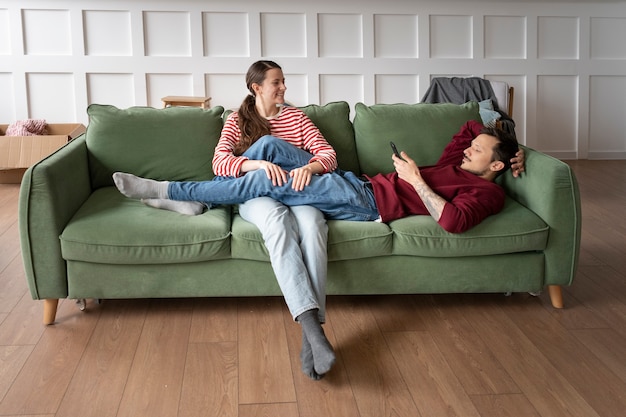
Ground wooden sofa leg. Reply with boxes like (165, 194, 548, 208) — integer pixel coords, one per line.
(548, 285, 564, 309)
(43, 299, 59, 325)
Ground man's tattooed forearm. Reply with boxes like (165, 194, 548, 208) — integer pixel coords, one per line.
(414, 182, 446, 221)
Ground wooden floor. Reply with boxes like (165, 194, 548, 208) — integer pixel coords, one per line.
(0, 160, 625, 417)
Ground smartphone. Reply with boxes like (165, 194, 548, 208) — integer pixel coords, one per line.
(390, 141, 405, 161)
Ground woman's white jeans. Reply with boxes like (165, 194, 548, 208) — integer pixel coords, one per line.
(238, 197, 328, 323)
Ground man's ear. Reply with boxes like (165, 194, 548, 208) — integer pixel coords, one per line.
(490, 160, 505, 172)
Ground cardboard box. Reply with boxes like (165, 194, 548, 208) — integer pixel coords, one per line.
(0, 123, 86, 184)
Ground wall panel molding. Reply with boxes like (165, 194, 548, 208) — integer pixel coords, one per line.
(1, 0, 625, 159)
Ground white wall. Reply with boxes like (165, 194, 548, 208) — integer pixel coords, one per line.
(1, 0, 625, 159)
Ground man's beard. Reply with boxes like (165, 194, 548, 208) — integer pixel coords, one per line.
(461, 158, 489, 177)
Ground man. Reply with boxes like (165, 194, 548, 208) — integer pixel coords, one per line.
(113, 120, 521, 233)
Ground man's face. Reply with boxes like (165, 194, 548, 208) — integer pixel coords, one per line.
(460, 133, 501, 178)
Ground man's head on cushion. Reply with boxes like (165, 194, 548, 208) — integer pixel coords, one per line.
(461, 127, 519, 181)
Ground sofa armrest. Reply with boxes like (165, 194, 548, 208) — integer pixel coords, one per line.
(18, 134, 91, 300)
(499, 146, 581, 287)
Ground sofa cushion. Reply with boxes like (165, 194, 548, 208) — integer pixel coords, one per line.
(230, 214, 393, 262)
(326, 219, 393, 260)
(60, 188, 231, 264)
(86, 104, 225, 190)
(299, 101, 359, 173)
(391, 197, 549, 257)
(353, 101, 482, 176)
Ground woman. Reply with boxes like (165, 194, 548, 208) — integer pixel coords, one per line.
(151, 61, 337, 379)
(220, 61, 336, 379)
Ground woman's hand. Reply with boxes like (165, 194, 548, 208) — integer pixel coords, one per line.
(289, 166, 315, 191)
(258, 161, 288, 186)
(243, 160, 322, 191)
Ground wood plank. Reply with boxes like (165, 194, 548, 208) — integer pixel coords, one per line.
(578, 226, 626, 272)
(0, 184, 19, 202)
(0, 291, 48, 346)
(237, 297, 296, 404)
(0, 222, 20, 274)
(582, 265, 626, 305)
(239, 402, 300, 417)
(571, 328, 626, 385)
(467, 300, 602, 417)
(189, 297, 238, 343)
(424, 294, 521, 396)
(179, 342, 238, 417)
(0, 185, 19, 234)
(367, 294, 430, 332)
(0, 345, 34, 401)
(0, 254, 29, 315)
(506, 299, 626, 417)
(55, 300, 148, 417)
(542, 284, 610, 330)
(385, 330, 482, 417)
(149, 297, 195, 311)
(470, 393, 542, 417)
(116, 308, 191, 417)
(565, 267, 626, 339)
(329, 296, 422, 417)
(0, 414, 54, 417)
(0, 299, 100, 415)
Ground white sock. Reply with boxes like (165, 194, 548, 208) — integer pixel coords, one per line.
(142, 198, 205, 215)
(113, 172, 169, 200)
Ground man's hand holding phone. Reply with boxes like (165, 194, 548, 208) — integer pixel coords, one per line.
(390, 141, 406, 162)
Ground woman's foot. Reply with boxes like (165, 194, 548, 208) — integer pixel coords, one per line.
(142, 198, 205, 215)
(113, 172, 168, 200)
(300, 332, 323, 380)
(297, 309, 336, 376)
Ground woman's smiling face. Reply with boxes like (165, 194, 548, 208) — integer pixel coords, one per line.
(254, 68, 286, 107)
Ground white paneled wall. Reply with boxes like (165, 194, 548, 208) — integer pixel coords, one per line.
(1, 0, 625, 159)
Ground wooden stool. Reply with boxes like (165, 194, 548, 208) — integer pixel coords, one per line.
(162, 96, 211, 109)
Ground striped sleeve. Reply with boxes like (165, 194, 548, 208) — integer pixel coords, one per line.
(212, 112, 249, 177)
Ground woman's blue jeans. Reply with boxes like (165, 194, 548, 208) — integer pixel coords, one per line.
(239, 197, 328, 322)
(168, 135, 380, 221)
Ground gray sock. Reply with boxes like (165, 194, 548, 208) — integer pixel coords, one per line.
(297, 309, 335, 375)
(142, 199, 205, 215)
(300, 332, 322, 380)
(113, 172, 168, 200)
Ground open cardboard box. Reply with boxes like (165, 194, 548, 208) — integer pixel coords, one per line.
(0, 123, 86, 184)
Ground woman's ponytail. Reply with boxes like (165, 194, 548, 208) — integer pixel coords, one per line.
(235, 94, 270, 155)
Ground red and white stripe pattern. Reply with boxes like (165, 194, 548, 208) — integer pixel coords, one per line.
(213, 106, 338, 177)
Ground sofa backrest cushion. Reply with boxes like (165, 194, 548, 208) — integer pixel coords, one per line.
(353, 101, 481, 176)
(298, 101, 359, 173)
(86, 104, 225, 189)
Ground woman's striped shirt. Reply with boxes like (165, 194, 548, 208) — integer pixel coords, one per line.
(213, 106, 338, 177)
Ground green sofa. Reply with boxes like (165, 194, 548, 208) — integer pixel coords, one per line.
(18, 101, 581, 325)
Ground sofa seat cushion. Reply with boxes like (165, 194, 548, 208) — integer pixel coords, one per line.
(391, 197, 549, 257)
(230, 214, 393, 262)
(60, 188, 231, 264)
